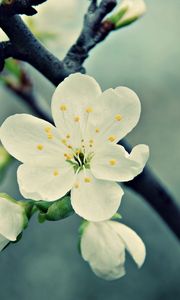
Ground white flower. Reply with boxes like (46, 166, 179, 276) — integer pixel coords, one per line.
(0, 73, 149, 222)
(80, 220, 146, 280)
(0, 194, 27, 251)
(115, 0, 147, 28)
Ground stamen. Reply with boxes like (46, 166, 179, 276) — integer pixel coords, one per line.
(61, 139, 67, 144)
(95, 128, 100, 133)
(115, 114, 122, 121)
(74, 183, 79, 189)
(74, 116, 80, 122)
(84, 177, 91, 183)
(37, 144, 43, 151)
(44, 127, 51, 133)
(60, 104, 67, 111)
(86, 107, 93, 113)
(47, 134, 53, 140)
(109, 159, 117, 166)
(53, 170, 59, 176)
(66, 134, 70, 139)
(108, 136, 116, 142)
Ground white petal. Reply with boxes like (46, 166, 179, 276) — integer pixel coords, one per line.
(0, 234, 9, 251)
(81, 222, 126, 280)
(109, 222, 146, 267)
(85, 87, 141, 145)
(71, 170, 123, 221)
(91, 143, 149, 182)
(17, 163, 75, 201)
(0, 114, 67, 164)
(51, 73, 102, 147)
(0, 196, 24, 241)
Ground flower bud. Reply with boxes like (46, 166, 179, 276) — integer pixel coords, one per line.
(0, 193, 29, 251)
(108, 0, 147, 29)
(37, 196, 74, 222)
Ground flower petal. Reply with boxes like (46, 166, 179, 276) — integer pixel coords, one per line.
(86, 87, 141, 145)
(109, 221, 146, 267)
(0, 234, 9, 251)
(51, 73, 102, 147)
(0, 196, 24, 241)
(71, 170, 123, 221)
(17, 163, 75, 201)
(91, 143, 149, 182)
(0, 114, 67, 164)
(81, 222, 126, 280)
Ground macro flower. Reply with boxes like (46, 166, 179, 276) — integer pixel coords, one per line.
(80, 220, 146, 280)
(0, 73, 149, 221)
(0, 194, 28, 251)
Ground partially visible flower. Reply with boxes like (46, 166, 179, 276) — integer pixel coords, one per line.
(80, 220, 146, 280)
(0, 73, 149, 222)
(109, 0, 147, 29)
(0, 194, 28, 251)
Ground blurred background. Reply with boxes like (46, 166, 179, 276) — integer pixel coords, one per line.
(0, 0, 180, 299)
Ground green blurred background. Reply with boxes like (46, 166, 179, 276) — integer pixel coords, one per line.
(0, 0, 180, 299)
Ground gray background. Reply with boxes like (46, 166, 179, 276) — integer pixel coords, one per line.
(0, 0, 180, 299)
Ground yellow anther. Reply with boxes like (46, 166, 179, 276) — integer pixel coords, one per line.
(37, 144, 43, 151)
(108, 136, 116, 142)
(64, 153, 68, 157)
(47, 134, 53, 140)
(61, 139, 67, 144)
(74, 116, 80, 122)
(66, 154, 73, 160)
(75, 150, 81, 155)
(66, 134, 70, 139)
(84, 177, 91, 183)
(115, 114, 122, 121)
(45, 127, 51, 133)
(109, 159, 117, 166)
(95, 128, 100, 133)
(86, 107, 93, 113)
(68, 145, 72, 149)
(60, 104, 67, 111)
(89, 139, 94, 144)
(74, 183, 79, 189)
(53, 170, 59, 176)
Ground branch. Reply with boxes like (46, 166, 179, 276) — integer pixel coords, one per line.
(0, 0, 47, 16)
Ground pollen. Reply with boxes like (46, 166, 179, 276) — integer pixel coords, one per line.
(84, 177, 91, 183)
(74, 183, 79, 189)
(115, 114, 122, 121)
(37, 144, 43, 151)
(53, 170, 59, 176)
(74, 116, 80, 122)
(66, 134, 70, 139)
(60, 104, 67, 111)
(109, 159, 117, 166)
(95, 128, 100, 133)
(86, 107, 93, 113)
(68, 145, 72, 149)
(108, 136, 116, 142)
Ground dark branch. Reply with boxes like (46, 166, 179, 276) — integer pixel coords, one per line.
(0, 0, 47, 16)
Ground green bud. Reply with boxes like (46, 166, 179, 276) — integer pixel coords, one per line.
(0, 146, 12, 183)
(37, 196, 74, 222)
(108, 0, 147, 30)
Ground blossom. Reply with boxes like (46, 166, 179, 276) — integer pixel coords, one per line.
(80, 220, 146, 280)
(110, 0, 147, 28)
(0, 73, 149, 222)
(0, 194, 28, 251)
